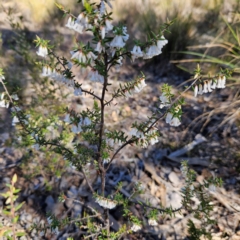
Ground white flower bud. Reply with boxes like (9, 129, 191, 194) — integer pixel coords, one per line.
(194, 85, 198, 97)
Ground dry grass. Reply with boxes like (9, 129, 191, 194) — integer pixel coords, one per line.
(15, 0, 75, 23)
(112, 0, 235, 21)
(13, 0, 238, 24)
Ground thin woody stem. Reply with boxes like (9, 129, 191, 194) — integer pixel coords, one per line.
(98, 52, 109, 196)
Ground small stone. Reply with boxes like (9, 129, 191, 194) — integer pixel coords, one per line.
(161, 166, 172, 174)
(166, 191, 182, 209)
(168, 172, 180, 187)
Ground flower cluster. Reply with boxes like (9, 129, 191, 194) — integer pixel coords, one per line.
(66, 14, 91, 33)
(0, 93, 9, 108)
(36, 45, 48, 58)
(144, 36, 168, 59)
(130, 126, 159, 148)
(71, 50, 97, 66)
(95, 195, 117, 209)
(130, 223, 142, 232)
(110, 26, 129, 55)
(131, 45, 143, 61)
(159, 92, 170, 108)
(100, 19, 114, 40)
(131, 35, 168, 61)
(148, 218, 158, 226)
(194, 75, 226, 97)
(165, 105, 182, 127)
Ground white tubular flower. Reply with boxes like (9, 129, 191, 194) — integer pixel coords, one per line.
(207, 80, 212, 92)
(74, 13, 91, 31)
(87, 51, 97, 61)
(157, 35, 168, 51)
(36, 45, 48, 58)
(194, 85, 198, 97)
(71, 122, 82, 134)
(71, 50, 87, 64)
(42, 66, 52, 77)
(88, 69, 104, 83)
(95, 196, 117, 209)
(143, 45, 161, 59)
(122, 26, 129, 41)
(12, 116, 20, 126)
(131, 45, 143, 61)
(101, 26, 106, 39)
(203, 81, 208, 93)
(74, 88, 82, 96)
(134, 78, 147, 93)
(73, 22, 84, 33)
(76, 12, 84, 22)
(211, 80, 217, 89)
(148, 218, 158, 226)
(131, 224, 142, 232)
(105, 19, 113, 32)
(149, 135, 159, 145)
(95, 41, 105, 53)
(65, 16, 75, 29)
(0, 93, 9, 108)
(170, 117, 181, 127)
(110, 35, 125, 48)
(165, 112, 173, 124)
(159, 93, 169, 108)
(166, 109, 181, 127)
(198, 84, 203, 95)
(217, 76, 222, 88)
(219, 75, 226, 88)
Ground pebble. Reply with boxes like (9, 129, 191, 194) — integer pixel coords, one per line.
(166, 191, 182, 209)
(168, 172, 180, 187)
(161, 166, 172, 174)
